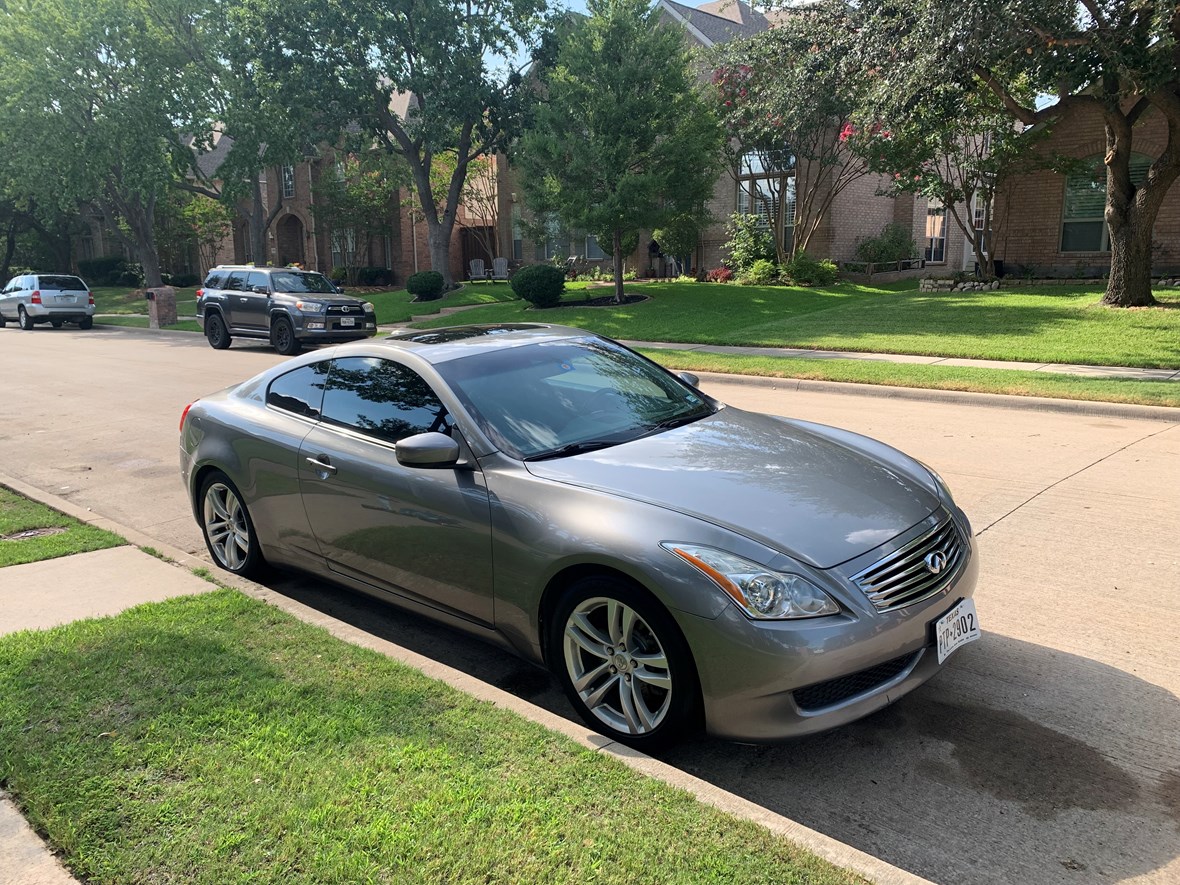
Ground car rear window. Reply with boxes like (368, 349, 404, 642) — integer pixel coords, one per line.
(38, 276, 87, 290)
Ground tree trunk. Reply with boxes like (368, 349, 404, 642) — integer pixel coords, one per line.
(427, 220, 454, 290)
(612, 229, 624, 303)
(1103, 217, 1156, 307)
(249, 176, 269, 265)
(1, 218, 17, 280)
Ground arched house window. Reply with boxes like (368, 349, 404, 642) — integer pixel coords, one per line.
(1061, 154, 1152, 252)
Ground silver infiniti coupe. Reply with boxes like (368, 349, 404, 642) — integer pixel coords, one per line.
(180, 324, 980, 748)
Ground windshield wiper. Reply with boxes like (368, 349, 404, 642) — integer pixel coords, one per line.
(524, 439, 622, 461)
(637, 409, 709, 438)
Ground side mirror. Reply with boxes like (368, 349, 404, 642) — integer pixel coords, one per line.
(335, 284, 346, 293)
(252, 285, 269, 295)
(396, 431, 461, 468)
(677, 371, 700, 388)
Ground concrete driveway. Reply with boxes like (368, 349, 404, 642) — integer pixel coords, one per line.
(0, 324, 1177, 884)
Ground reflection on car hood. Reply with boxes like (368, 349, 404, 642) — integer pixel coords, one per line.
(524, 408, 939, 568)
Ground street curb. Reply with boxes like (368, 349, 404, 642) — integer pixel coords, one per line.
(691, 370, 1180, 423)
(0, 471, 932, 885)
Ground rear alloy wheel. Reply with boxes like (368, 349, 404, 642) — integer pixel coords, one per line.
(270, 316, 301, 356)
(198, 472, 264, 578)
(17, 306, 34, 330)
(204, 312, 230, 349)
(50, 319, 63, 328)
(551, 578, 700, 750)
(78, 317, 93, 330)
(0, 312, 6, 328)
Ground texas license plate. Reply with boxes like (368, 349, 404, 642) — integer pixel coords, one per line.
(935, 598, 980, 664)
(340, 317, 355, 327)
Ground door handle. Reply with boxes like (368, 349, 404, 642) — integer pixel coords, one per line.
(239, 297, 249, 302)
(305, 456, 337, 475)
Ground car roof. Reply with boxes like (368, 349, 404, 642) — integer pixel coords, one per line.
(361, 323, 596, 364)
(210, 265, 323, 274)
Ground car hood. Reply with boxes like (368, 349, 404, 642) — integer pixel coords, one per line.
(524, 408, 939, 569)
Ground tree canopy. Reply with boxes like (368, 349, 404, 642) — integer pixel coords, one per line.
(516, 0, 723, 300)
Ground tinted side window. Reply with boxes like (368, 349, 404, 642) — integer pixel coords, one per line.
(203, 272, 226, 289)
(247, 271, 269, 291)
(224, 272, 249, 292)
(321, 357, 450, 444)
(266, 362, 329, 419)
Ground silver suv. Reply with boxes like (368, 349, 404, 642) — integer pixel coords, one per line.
(196, 265, 377, 355)
(0, 274, 95, 330)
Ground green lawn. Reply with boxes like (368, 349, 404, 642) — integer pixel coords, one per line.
(410, 280, 1180, 369)
(90, 286, 199, 316)
(0, 486, 124, 567)
(643, 349, 1180, 408)
(0, 590, 864, 885)
(95, 315, 202, 333)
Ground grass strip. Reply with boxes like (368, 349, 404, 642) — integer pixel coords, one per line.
(95, 316, 203, 333)
(369, 282, 517, 324)
(0, 590, 864, 885)
(89, 287, 198, 315)
(408, 280, 1180, 369)
(0, 486, 124, 567)
(639, 349, 1180, 408)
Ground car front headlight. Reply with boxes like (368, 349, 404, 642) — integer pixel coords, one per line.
(363, 301, 375, 313)
(661, 543, 839, 620)
(295, 300, 323, 312)
(918, 460, 954, 501)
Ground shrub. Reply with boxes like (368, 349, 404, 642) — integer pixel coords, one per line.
(117, 266, 145, 287)
(172, 273, 200, 288)
(328, 266, 347, 283)
(407, 270, 445, 301)
(706, 266, 733, 283)
(853, 223, 917, 265)
(723, 213, 775, 273)
(355, 266, 392, 286)
(782, 251, 838, 286)
(510, 264, 565, 307)
(740, 258, 779, 286)
(78, 256, 128, 286)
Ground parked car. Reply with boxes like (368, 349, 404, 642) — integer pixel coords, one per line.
(0, 273, 94, 330)
(195, 265, 377, 355)
(179, 324, 979, 747)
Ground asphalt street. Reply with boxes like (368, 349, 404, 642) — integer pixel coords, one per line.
(1, 324, 1177, 885)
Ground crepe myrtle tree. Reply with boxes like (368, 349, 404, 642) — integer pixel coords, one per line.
(846, 0, 1180, 307)
(516, 0, 723, 302)
(237, 0, 548, 291)
(710, 5, 872, 262)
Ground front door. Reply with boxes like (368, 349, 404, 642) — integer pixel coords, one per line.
(297, 356, 494, 625)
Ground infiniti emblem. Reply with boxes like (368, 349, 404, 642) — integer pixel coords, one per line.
(924, 550, 948, 575)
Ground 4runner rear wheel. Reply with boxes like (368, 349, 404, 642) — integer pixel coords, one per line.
(205, 312, 231, 349)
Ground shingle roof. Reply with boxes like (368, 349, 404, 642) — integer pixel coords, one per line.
(661, 0, 771, 45)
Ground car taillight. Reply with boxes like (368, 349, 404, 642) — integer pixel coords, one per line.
(88, 293, 94, 305)
(30, 291, 41, 304)
(195, 289, 204, 299)
(179, 402, 195, 432)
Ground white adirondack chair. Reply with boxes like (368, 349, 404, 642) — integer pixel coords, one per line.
(468, 259, 486, 281)
(491, 257, 509, 283)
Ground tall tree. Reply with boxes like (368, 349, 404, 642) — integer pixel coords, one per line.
(711, 6, 871, 261)
(312, 152, 403, 283)
(0, 0, 210, 287)
(849, 0, 1180, 307)
(238, 0, 548, 290)
(516, 0, 723, 302)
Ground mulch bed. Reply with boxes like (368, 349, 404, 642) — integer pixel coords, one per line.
(546, 293, 649, 308)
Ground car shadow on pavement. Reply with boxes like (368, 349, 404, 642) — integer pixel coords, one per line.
(267, 571, 1179, 885)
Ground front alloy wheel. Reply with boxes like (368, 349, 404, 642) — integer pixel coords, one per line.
(553, 579, 699, 748)
(271, 316, 301, 355)
(199, 473, 263, 577)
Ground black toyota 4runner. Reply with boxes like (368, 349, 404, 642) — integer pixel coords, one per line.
(196, 265, 377, 354)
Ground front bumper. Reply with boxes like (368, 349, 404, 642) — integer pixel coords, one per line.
(680, 532, 979, 742)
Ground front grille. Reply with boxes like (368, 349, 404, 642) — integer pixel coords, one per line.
(326, 304, 359, 315)
(851, 515, 967, 612)
(793, 653, 917, 712)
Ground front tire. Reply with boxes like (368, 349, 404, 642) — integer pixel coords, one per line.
(198, 472, 265, 578)
(204, 312, 230, 349)
(270, 316, 301, 355)
(18, 306, 34, 330)
(550, 577, 701, 750)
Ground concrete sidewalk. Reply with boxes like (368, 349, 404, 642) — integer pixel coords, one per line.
(0, 545, 217, 885)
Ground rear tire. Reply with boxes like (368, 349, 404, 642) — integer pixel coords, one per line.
(17, 306, 33, 330)
(204, 312, 230, 349)
(197, 471, 265, 579)
(0, 312, 7, 328)
(78, 316, 93, 330)
(270, 316, 301, 356)
(550, 576, 701, 751)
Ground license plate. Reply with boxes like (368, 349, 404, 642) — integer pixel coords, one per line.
(340, 317, 355, 327)
(935, 598, 980, 664)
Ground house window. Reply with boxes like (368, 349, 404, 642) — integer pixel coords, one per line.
(281, 165, 296, 199)
(512, 205, 523, 261)
(534, 214, 567, 261)
(972, 198, 989, 256)
(737, 149, 795, 252)
(1061, 153, 1152, 252)
(585, 235, 605, 260)
(925, 200, 947, 263)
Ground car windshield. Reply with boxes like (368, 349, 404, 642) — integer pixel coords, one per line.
(39, 276, 87, 290)
(435, 336, 715, 460)
(268, 271, 337, 294)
